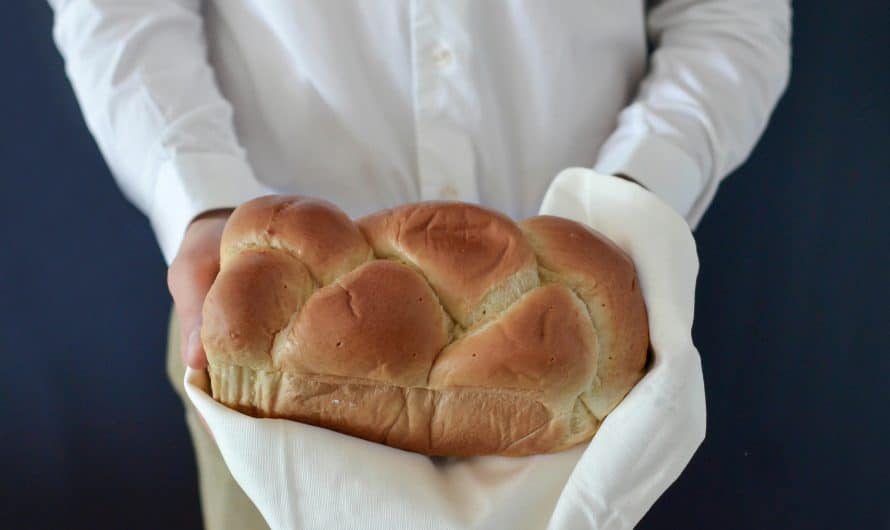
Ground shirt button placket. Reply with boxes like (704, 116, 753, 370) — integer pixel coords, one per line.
(411, 0, 477, 204)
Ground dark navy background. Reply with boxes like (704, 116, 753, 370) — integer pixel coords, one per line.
(2, 3, 887, 529)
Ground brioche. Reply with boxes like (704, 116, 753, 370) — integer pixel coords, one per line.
(202, 196, 649, 456)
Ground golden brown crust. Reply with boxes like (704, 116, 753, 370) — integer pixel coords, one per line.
(220, 195, 372, 285)
(519, 216, 649, 418)
(280, 260, 451, 387)
(357, 202, 539, 328)
(202, 249, 315, 370)
(429, 285, 597, 403)
(203, 195, 649, 456)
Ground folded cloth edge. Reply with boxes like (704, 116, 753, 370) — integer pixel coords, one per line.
(541, 168, 706, 529)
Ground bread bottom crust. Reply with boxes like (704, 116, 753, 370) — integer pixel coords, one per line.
(208, 362, 600, 457)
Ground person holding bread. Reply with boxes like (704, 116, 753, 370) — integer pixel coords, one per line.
(48, 2, 791, 529)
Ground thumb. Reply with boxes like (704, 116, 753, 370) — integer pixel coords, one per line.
(184, 324, 207, 371)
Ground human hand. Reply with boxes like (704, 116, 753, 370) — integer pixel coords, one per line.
(167, 209, 233, 370)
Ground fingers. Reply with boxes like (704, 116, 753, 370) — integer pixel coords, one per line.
(167, 210, 232, 370)
(182, 313, 207, 370)
(169, 251, 218, 369)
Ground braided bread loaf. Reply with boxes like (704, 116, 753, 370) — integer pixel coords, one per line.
(202, 196, 649, 457)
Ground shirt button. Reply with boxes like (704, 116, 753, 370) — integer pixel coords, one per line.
(439, 184, 458, 200)
(431, 45, 454, 68)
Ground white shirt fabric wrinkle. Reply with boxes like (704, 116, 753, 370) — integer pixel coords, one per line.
(48, 0, 791, 263)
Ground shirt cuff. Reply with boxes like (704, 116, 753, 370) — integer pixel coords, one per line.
(594, 134, 703, 222)
(149, 153, 273, 264)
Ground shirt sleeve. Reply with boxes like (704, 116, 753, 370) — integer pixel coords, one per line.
(594, 0, 791, 227)
(48, 0, 272, 263)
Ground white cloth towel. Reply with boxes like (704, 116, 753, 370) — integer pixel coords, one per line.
(185, 169, 707, 529)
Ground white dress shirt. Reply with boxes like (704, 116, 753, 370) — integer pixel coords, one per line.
(49, 0, 790, 263)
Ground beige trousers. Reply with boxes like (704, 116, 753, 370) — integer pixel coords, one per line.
(166, 309, 270, 530)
